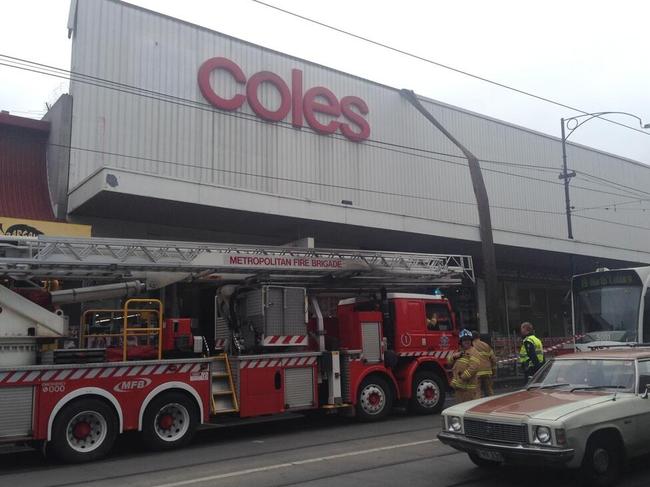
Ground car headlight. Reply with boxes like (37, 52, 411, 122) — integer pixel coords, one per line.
(449, 416, 462, 432)
(535, 426, 551, 443)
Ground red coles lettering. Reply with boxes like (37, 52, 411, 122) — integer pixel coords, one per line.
(246, 71, 291, 122)
(340, 96, 370, 142)
(197, 57, 246, 111)
(198, 57, 370, 142)
(303, 87, 340, 135)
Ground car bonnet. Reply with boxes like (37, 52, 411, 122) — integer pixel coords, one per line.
(465, 389, 614, 420)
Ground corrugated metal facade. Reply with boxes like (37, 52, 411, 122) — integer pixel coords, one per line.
(0, 114, 54, 221)
(68, 0, 650, 261)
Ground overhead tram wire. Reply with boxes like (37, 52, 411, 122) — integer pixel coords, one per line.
(574, 171, 650, 198)
(0, 53, 562, 173)
(2, 54, 649, 201)
(0, 132, 564, 218)
(252, 0, 650, 139)
(7, 131, 650, 231)
(1, 57, 649, 208)
(0, 55, 609, 176)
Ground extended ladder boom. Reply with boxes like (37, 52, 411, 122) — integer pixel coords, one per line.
(0, 236, 474, 287)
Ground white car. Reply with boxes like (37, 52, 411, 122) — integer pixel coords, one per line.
(438, 348, 650, 487)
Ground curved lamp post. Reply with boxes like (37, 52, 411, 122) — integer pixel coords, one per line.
(560, 112, 650, 239)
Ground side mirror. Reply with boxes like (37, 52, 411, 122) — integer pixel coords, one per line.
(642, 385, 650, 400)
(639, 374, 650, 398)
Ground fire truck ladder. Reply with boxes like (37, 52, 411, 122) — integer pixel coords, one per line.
(210, 354, 239, 414)
(0, 236, 475, 287)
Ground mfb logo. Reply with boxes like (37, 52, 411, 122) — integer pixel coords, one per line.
(198, 57, 370, 142)
(113, 378, 152, 393)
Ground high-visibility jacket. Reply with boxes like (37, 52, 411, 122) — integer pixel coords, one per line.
(473, 338, 496, 377)
(448, 347, 481, 390)
(519, 334, 544, 370)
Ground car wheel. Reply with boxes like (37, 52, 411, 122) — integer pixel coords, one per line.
(579, 435, 621, 487)
(141, 391, 199, 451)
(409, 371, 446, 414)
(49, 398, 118, 463)
(467, 452, 502, 469)
(356, 375, 393, 422)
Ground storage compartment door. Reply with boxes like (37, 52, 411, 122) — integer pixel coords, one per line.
(0, 386, 33, 438)
(284, 367, 315, 409)
(361, 322, 382, 363)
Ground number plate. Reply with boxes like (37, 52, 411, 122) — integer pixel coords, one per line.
(476, 449, 503, 462)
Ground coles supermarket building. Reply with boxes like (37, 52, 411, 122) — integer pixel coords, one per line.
(39, 0, 650, 336)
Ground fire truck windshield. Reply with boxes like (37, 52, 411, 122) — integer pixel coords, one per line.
(574, 285, 642, 344)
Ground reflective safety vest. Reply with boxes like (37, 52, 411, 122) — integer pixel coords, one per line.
(519, 334, 544, 369)
(449, 348, 481, 389)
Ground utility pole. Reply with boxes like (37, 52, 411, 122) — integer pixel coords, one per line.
(560, 112, 650, 240)
(400, 90, 499, 331)
(559, 118, 576, 239)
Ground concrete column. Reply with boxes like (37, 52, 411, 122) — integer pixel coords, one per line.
(477, 278, 488, 333)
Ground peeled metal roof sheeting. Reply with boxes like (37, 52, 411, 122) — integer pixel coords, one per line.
(0, 114, 54, 221)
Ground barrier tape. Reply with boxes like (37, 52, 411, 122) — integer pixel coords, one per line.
(496, 335, 585, 365)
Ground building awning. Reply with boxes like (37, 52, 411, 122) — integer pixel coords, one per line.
(0, 112, 54, 221)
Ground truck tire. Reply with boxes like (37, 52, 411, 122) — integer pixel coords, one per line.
(356, 375, 393, 422)
(49, 397, 118, 463)
(141, 391, 199, 451)
(409, 371, 446, 414)
(579, 434, 622, 487)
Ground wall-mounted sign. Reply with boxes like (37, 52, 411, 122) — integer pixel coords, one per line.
(0, 217, 91, 238)
(198, 57, 370, 142)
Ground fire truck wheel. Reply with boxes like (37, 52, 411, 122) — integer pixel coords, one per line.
(409, 371, 446, 414)
(356, 375, 393, 422)
(141, 391, 198, 451)
(49, 398, 118, 463)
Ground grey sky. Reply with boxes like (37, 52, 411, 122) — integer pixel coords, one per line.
(1, 0, 649, 165)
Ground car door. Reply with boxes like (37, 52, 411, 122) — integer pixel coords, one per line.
(634, 360, 650, 455)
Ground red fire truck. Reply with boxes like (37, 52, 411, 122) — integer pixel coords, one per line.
(0, 236, 474, 462)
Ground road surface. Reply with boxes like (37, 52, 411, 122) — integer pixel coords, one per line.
(1, 411, 649, 486)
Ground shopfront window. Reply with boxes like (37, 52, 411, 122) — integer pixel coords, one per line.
(504, 282, 570, 338)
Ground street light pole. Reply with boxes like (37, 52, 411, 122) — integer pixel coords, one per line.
(559, 111, 650, 240)
(559, 118, 576, 239)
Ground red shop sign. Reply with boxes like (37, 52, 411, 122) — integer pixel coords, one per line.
(198, 57, 370, 142)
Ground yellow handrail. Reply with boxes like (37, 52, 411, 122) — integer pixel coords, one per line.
(122, 299, 163, 361)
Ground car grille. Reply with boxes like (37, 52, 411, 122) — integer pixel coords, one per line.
(464, 419, 528, 444)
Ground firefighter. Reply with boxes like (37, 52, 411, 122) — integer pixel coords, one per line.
(449, 329, 481, 403)
(426, 311, 439, 330)
(519, 321, 545, 379)
(471, 330, 496, 397)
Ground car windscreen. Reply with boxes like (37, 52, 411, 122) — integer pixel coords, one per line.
(529, 359, 636, 392)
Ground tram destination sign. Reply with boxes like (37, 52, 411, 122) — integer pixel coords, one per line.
(573, 269, 641, 290)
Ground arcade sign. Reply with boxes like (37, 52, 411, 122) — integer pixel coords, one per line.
(198, 57, 370, 142)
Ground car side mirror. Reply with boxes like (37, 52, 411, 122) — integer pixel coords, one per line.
(643, 385, 650, 400)
(639, 374, 650, 398)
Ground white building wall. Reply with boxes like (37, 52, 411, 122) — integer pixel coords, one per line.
(67, 0, 650, 262)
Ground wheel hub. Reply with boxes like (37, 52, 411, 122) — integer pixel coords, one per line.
(368, 392, 380, 406)
(360, 385, 385, 414)
(65, 411, 108, 453)
(154, 403, 190, 442)
(593, 448, 610, 474)
(72, 421, 92, 440)
(416, 379, 439, 407)
(158, 414, 174, 430)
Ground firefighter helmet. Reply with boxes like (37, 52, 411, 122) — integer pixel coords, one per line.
(459, 329, 473, 340)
